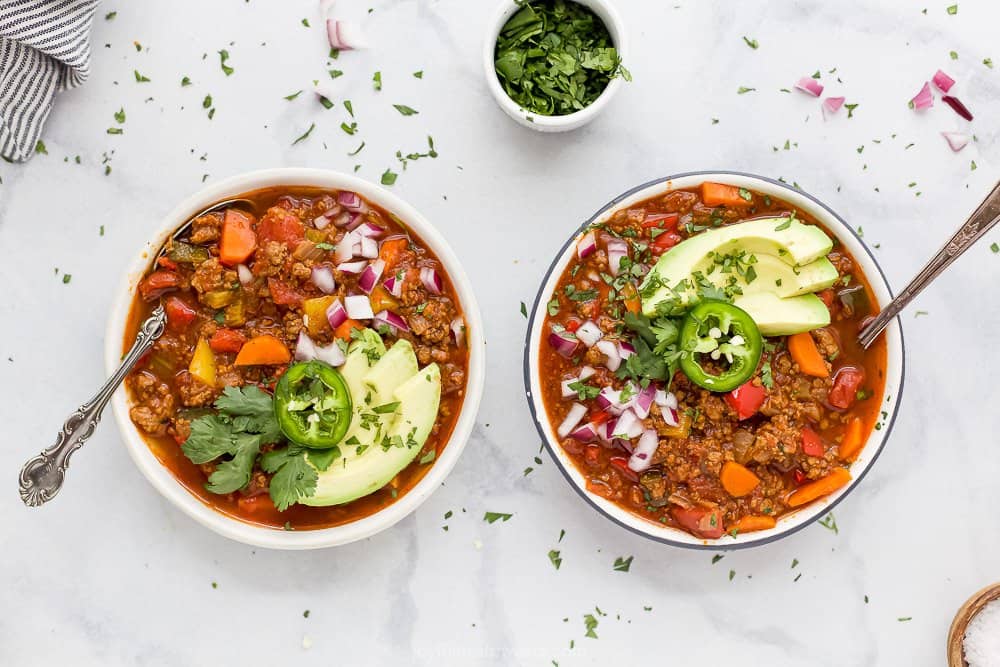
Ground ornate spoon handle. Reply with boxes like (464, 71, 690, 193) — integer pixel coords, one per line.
(18, 306, 167, 506)
(858, 180, 1000, 349)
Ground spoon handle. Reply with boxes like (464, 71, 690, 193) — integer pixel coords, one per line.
(858, 180, 1000, 349)
(18, 306, 167, 507)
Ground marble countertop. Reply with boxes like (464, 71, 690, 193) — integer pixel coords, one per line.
(3, 0, 1000, 664)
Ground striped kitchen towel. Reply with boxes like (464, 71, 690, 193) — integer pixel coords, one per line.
(0, 0, 99, 161)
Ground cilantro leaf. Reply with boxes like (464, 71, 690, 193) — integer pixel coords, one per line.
(261, 447, 318, 511)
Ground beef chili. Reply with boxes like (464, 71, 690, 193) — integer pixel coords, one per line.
(538, 182, 887, 539)
(124, 187, 469, 530)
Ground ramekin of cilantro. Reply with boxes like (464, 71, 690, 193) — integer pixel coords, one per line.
(484, 0, 629, 132)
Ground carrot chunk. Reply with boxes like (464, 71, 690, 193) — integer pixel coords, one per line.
(234, 334, 290, 366)
(219, 209, 257, 266)
(701, 182, 749, 207)
(378, 237, 410, 272)
(787, 468, 852, 507)
(838, 417, 866, 462)
(731, 515, 777, 534)
(720, 461, 760, 498)
(788, 332, 829, 378)
(333, 318, 364, 342)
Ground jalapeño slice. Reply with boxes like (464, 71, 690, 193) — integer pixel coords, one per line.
(679, 300, 763, 393)
(274, 361, 352, 448)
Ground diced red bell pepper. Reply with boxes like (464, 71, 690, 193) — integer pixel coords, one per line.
(609, 456, 639, 482)
(565, 319, 581, 333)
(793, 469, 808, 485)
(209, 328, 248, 354)
(589, 408, 612, 425)
(801, 427, 825, 457)
(642, 213, 680, 229)
(724, 381, 767, 420)
(828, 367, 865, 409)
(267, 278, 303, 307)
(257, 208, 304, 250)
(651, 232, 683, 254)
(138, 270, 181, 301)
(157, 256, 179, 271)
(671, 506, 725, 539)
(164, 296, 197, 331)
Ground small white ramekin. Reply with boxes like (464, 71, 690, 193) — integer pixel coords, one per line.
(482, 0, 628, 132)
(106, 168, 486, 550)
(524, 172, 906, 549)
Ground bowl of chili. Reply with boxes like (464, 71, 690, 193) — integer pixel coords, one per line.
(105, 168, 485, 549)
(483, 0, 629, 132)
(524, 172, 905, 549)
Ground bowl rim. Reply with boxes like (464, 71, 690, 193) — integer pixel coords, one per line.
(481, 0, 629, 130)
(522, 170, 906, 550)
(105, 167, 486, 550)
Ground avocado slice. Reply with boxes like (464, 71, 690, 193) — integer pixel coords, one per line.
(740, 254, 839, 298)
(364, 339, 419, 406)
(733, 292, 830, 336)
(302, 363, 441, 507)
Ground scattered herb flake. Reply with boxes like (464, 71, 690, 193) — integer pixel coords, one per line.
(373, 71, 382, 90)
(380, 168, 398, 186)
(393, 104, 419, 116)
(292, 123, 315, 145)
(548, 549, 562, 570)
(737, 86, 756, 94)
(613, 556, 633, 572)
(218, 49, 234, 76)
(483, 511, 513, 524)
(134, 70, 150, 83)
(743, 36, 759, 49)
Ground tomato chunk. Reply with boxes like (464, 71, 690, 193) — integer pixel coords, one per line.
(724, 381, 767, 420)
(209, 328, 248, 354)
(164, 296, 197, 331)
(828, 367, 865, 409)
(609, 456, 638, 482)
(138, 270, 181, 301)
(651, 232, 683, 254)
(801, 427, 825, 457)
(642, 213, 679, 229)
(267, 278, 303, 307)
(671, 507, 725, 539)
(257, 208, 304, 250)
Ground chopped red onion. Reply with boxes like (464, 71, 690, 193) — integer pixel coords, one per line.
(909, 81, 933, 110)
(332, 211, 353, 228)
(337, 191, 362, 209)
(607, 239, 628, 277)
(295, 331, 318, 361)
(795, 76, 824, 97)
(575, 320, 602, 347)
(557, 403, 588, 438)
(822, 96, 845, 116)
(569, 423, 597, 442)
(597, 418, 617, 443)
(311, 265, 337, 294)
(345, 294, 374, 320)
(612, 409, 643, 440)
(326, 298, 347, 328)
(360, 236, 379, 259)
(450, 317, 466, 347)
(373, 309, 409, 333)
(549, 330, 579, 358)
(420, 267, 443, 295)
(383, 271, 403, 298)
(358, 259, 385, 294)
(315, 340, 346, 367)
(313, 215, 332, 230)
(336, 260, 367, 274)
(628, 429, 660, 472)
(335, 231, 358, 263)
(560, 366, 597, 398)
(344, 213, 365, 231)
(577, 230, 597, 259)
(237, 263, 253, 286)
(631, 383, 657, 419)
(327, 20, 368, 50)
(356, 222, 385, 238)
(942, 95, 974, 121)
(595, 339, 621, 371)
(596, 386, 626, 414)
(618, 340, 635, 360)
(654, 389, 678, 410)
(662, 406, 680, 427)
(297, 331, 346, 367)
(932, 69, 955, 93)
(941, 131, 970, 152)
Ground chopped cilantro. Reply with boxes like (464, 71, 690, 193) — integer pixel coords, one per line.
(218, 49, 234, 76)
(613, 556, 633, 572)
(381, 168, 398, 186)
(393, 104, 419, 116)
(292, 123, 315, 145)
(483, 511, 513, 524)
(548, 550, 562, 570)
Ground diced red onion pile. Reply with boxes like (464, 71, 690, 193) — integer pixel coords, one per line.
(295, 331, 346, 367)
(903, 69, 975, 151)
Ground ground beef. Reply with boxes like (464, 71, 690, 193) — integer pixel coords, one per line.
(254, 241, 289, 278)
(189, 212, 222, 245)
(409, 300, 453, 345)
(128, 371, 175, 435)
(175, 371, 220, 407)
(190, 258, 226, 294)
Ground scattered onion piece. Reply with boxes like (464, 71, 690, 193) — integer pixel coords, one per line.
(941, 131, 970, 152)
(383, 272, 403, 298)
(909, 81, 934, 110)
(359, 236, 379, 259)
(822, 96, 845, 115)
(549, 330, 579, 358)
(372, 309, 409, 333)
(450, 317, 466, 347)
(575, 320, 602, 347)
(628, 429, 660, 472)
(358, 258, 385, 294)
(237, 264, 253, 286)
(795, 77, 824, 97)
(325, 298, 348, 329)
(557, 403, 588, 438)
(606, 239, 628, 277)
(569, 423, 597, 442)
(356, 222, 385, 238)
(327, 20, 369, 50)
(311, 265, 337, 294)
(577, 230, 597, 259)
(419, 266, 443, 295)
(942, 95, 974, 121)
(336, 260, 367, 274)
(595, 339, 621, 371)
(932, 69, 955, 93)
(344, 294, 374, 320)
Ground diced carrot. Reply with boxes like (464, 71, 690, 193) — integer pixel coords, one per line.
(333, 318, 363, 342)
(720, 461, 760, 497)
(701, 182, 749, 207)
(838, 417, 866, 462)
(378, 237, 409, 271)
(787, 467, 852, 507)
(730, 515, 777, 534)
(219, 209, 257, 266)
(209, 328, 247, 354)
(788, 332, 829, 378)
(621, 283, 641, 314)
(234, 334, 291, 366)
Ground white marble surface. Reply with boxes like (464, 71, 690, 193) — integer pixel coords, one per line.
(3, 0, 1000, 664)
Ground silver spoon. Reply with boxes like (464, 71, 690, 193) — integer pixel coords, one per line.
(18, 198, 254, 507)
(858, 180, 1000, 348)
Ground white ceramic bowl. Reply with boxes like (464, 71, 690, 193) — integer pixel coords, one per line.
(524, 172, 905, 549)
(106, 168, 486, 549)
(482, 0, 628, 132)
